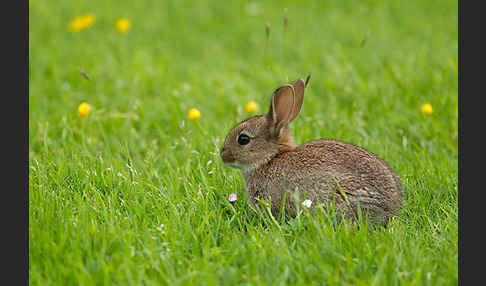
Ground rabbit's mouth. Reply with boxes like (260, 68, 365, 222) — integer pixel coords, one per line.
(221, 148, 236, 164)
(220, 148, 247, 170)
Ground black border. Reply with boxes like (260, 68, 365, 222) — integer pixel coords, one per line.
(22, 0, 29, 284)
(459, 1, 483, 285)
(5, 0, 29, 284)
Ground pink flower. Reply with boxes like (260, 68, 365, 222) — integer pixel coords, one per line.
(228, 193, 237, 202)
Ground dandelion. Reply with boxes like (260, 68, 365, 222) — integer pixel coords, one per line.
(77, 102, 91, 117)
(68, 13, 95, 32)
(420, 103, 433, 115)
(302, 199, 312, 208)
(68, 17, 86, 32)
(228, 193, 238, 202)
(82, 13, 95, 28)
(188, 108, 201, 120)
(244, 101, 259, 114)
(116, 18, 131, 33)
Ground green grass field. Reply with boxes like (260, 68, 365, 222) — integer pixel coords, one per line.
(29, 0, 458, 285)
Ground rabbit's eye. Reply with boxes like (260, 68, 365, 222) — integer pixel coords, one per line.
(237, 134, 250, 145)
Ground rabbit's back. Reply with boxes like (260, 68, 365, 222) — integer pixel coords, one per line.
(244, 139, 403, 224)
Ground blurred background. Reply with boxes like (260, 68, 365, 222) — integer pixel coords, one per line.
(29, 0, 457, 133)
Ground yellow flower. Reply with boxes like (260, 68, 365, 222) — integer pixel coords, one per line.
(78, 102, 91, 117)
(420, 103, 433, 115)
(116, 18, 131, 33)
(82, 13, 96, 28)
(68, 13, 96, 32)
(188, 108, 201, 120)
(245, 101, 259, 114)
(69, 17, 86, 32)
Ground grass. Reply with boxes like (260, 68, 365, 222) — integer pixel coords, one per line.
(29, 0, 458, 285)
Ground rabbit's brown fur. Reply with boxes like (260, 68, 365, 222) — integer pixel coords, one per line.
(220, 77, 403, 225)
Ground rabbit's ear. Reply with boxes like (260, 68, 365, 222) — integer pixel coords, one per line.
(288, 77, 308, 122)
(268, 84, 295, 136)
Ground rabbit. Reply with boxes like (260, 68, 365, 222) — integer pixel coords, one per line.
(220, 76, 403, 225)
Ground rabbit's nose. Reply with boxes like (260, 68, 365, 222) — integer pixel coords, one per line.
(220, 147, 235, 163)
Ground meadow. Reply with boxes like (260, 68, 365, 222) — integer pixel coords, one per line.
(29, 0, 458, 285)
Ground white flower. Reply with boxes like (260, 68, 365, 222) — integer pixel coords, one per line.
(302, 199, 312, 208)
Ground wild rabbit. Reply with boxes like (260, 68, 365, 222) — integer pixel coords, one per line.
(220, 76, 403, 225)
